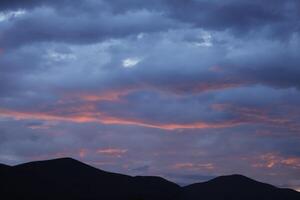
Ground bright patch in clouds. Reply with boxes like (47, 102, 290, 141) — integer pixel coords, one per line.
(97, 148, 128, 157)
(195, 32, 213, 47)
(47, 51, 77, 61)
(137, 33, 145, 40)
(122, 57, 142, 68)
(0, 10, 26, 22)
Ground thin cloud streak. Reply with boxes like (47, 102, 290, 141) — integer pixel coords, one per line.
(0, 108, 245, 130)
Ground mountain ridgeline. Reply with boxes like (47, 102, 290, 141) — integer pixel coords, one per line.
(1, 158, 299, 200)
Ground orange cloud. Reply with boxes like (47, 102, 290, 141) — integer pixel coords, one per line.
(64, 88, 136, 103)
(0, 108, 98, 123)
(79, 149, 88, 158)
(173, 162, 215, 170)
(78, 90, 131, 102)
(96, 148, 128, 157)
(211, 103, 299, 132)
(0, 107, 244, 130)
(252, 153, 300, 169)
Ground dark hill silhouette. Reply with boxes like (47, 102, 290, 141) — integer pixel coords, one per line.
(1, 158, 181, 200)
(183, 174, 300, 200)
(0, 158, 299, 200)
(0, 163, 10, 170)
(0, 163, 10, 174)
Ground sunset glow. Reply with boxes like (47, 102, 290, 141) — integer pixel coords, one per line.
(1, 0, 300, 192)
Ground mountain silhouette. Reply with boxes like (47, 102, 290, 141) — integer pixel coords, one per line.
(0, 163, 10, 174)
(1, 158, 299, 200)
(0, 163, 10, 170)
(1, 158, 180, 200)
(183, 174, 300, 200)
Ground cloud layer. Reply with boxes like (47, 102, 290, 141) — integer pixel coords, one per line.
(1, 0, 300, 191)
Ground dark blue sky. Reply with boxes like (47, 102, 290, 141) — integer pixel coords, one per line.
(0, 0, 300, 190)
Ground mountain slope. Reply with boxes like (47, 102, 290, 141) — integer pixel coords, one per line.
(0, 163, 10, 170)
(1, 158, 181, 200)
(183, 174, 300, 200)
(0, 158, 299, 200)
(0, 163, 11, 174)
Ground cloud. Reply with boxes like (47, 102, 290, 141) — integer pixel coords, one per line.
(252, 153, 300, 170)
(173, 162, 215, 171)
(1, 0, 300, 191)
(0, 9, 26, 22)
(96, 148, 128, 157)
(122, 57, 142, 68)
(0, 6, 180, 49)
(0, 105, 245, 130)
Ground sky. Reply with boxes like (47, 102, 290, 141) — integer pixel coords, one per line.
(0, 0, 300, 190)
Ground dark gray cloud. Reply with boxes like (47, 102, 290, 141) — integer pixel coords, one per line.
(1, 0, 300, 49)
(0, 0, 88, 11)
(0, 7, 180, 49)
(1, 0, 299, 49)
(166, 0, 298, 34)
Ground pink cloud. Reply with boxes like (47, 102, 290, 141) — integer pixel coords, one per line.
(172, 162, 215, 171)
(96, 148, 128, 157)
(252, 153, 300, 169)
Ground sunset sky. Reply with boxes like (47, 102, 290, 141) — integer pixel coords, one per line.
(0, 0, 300, 191)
